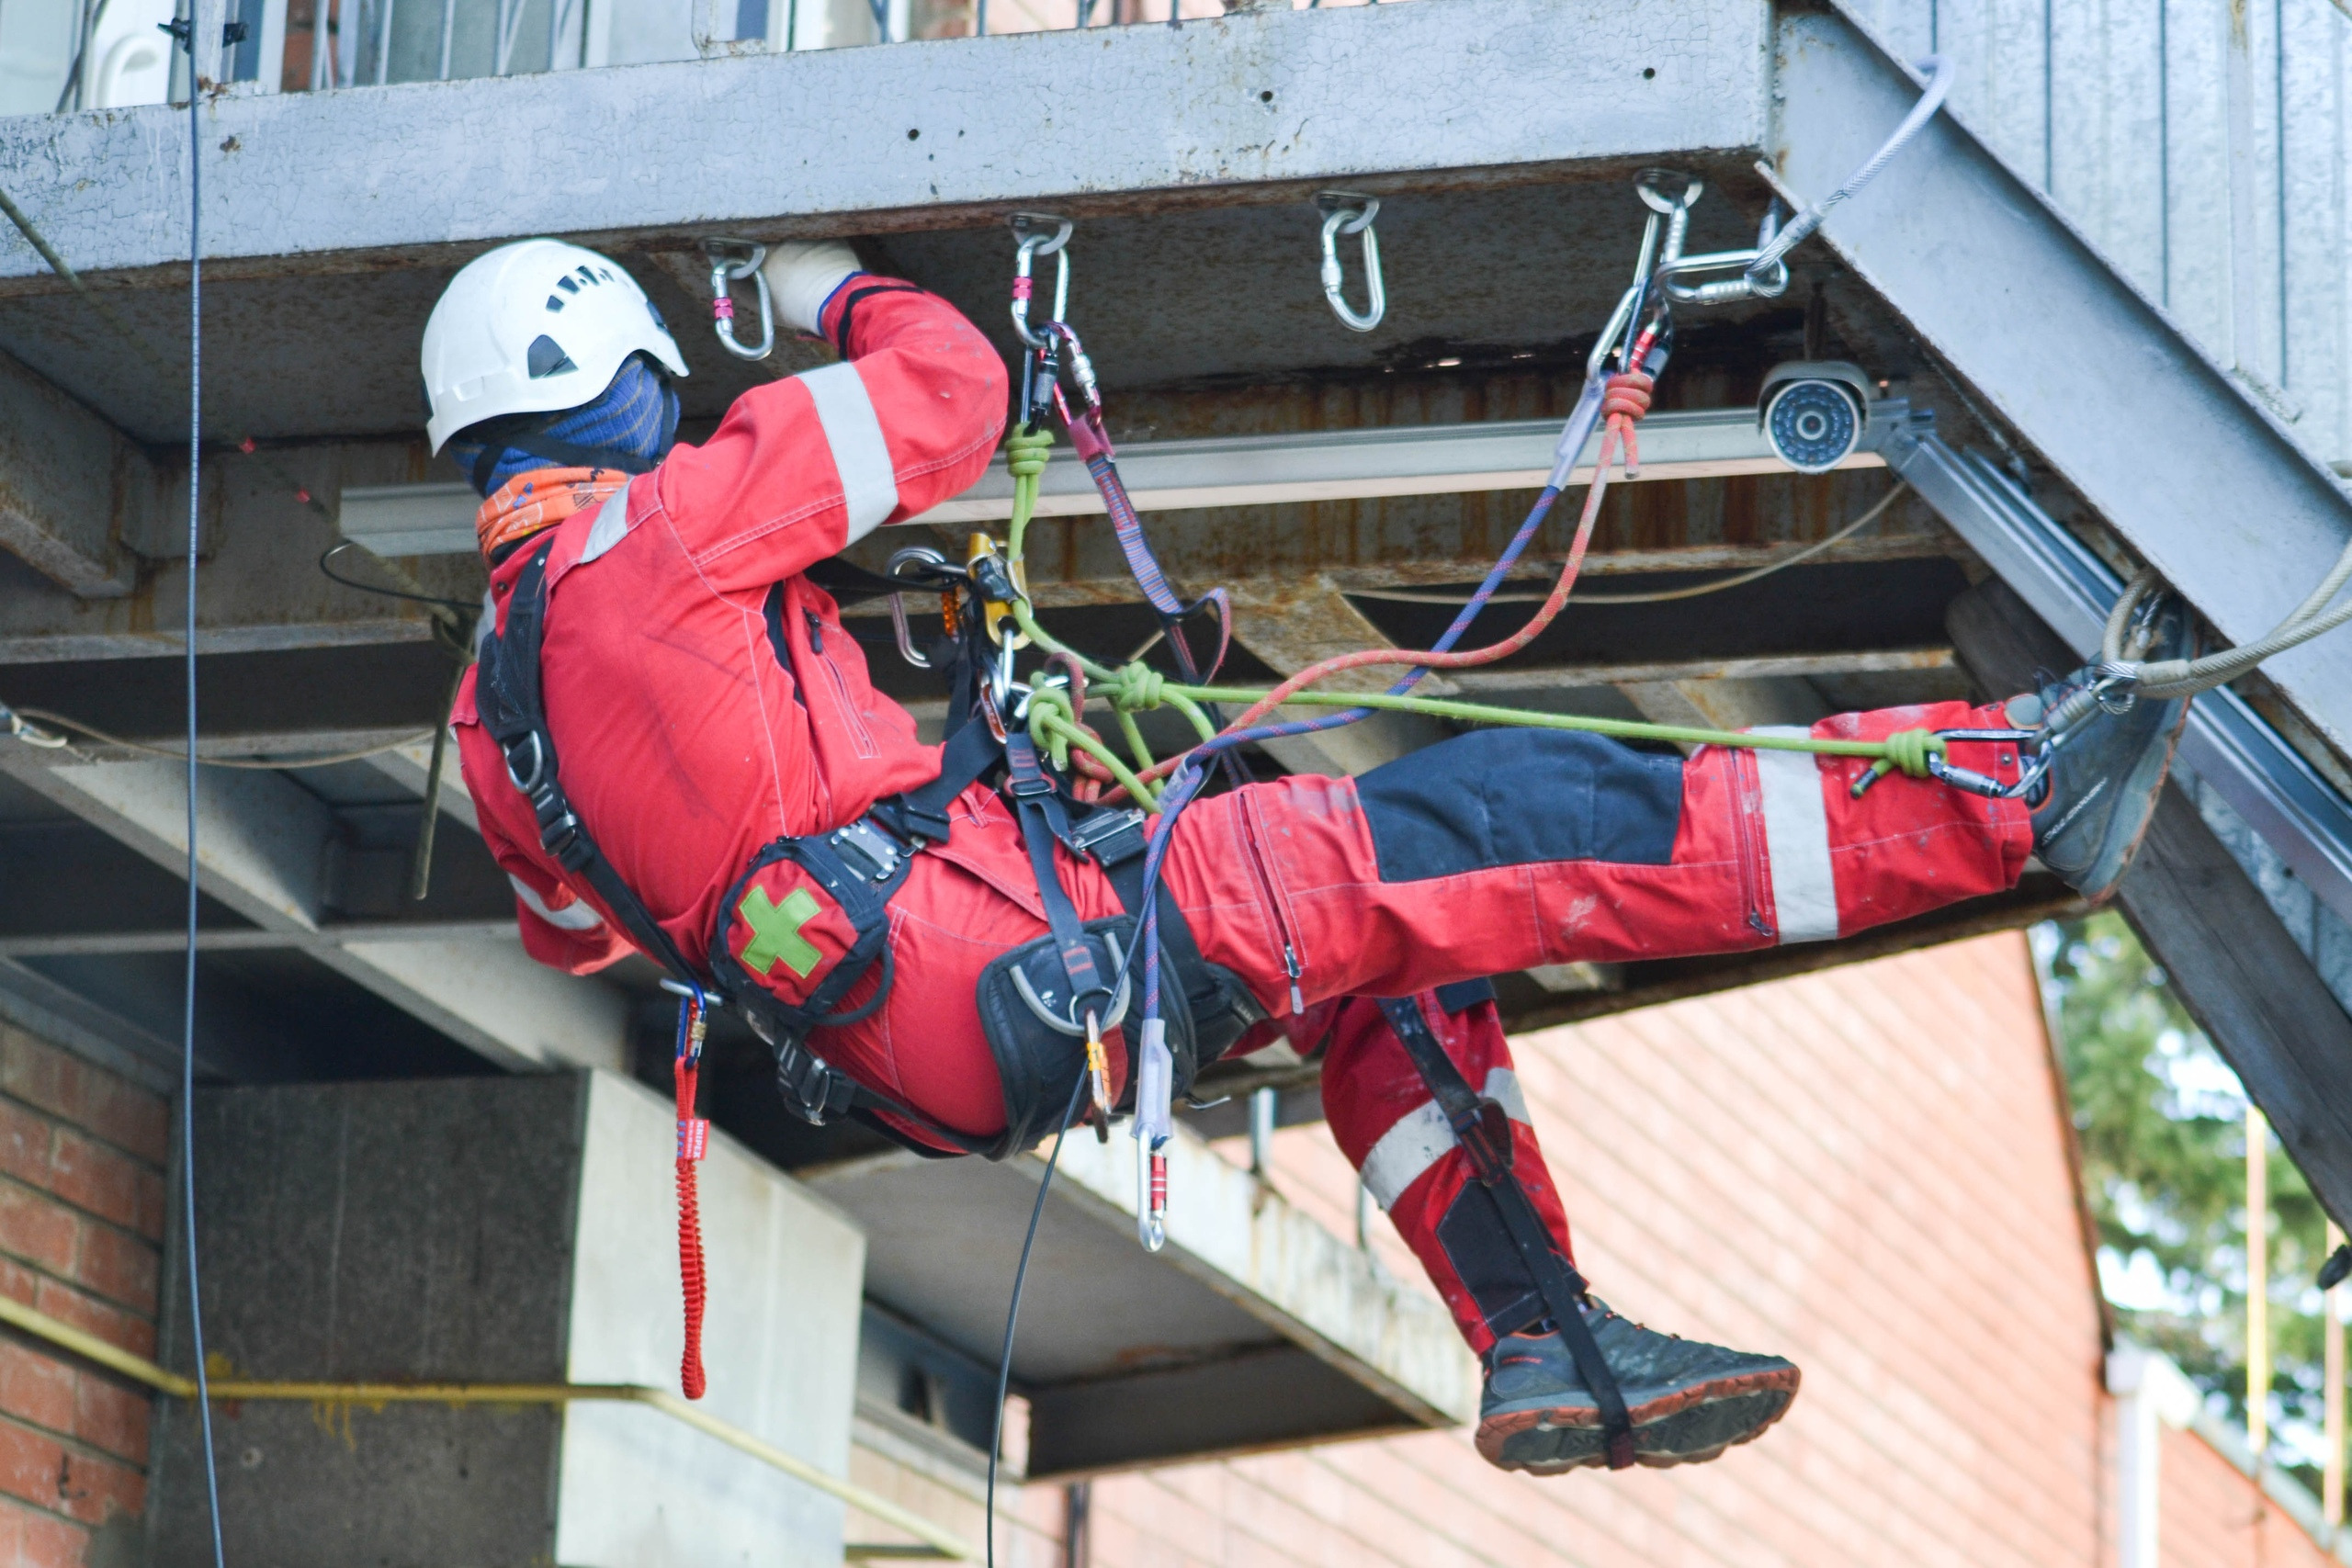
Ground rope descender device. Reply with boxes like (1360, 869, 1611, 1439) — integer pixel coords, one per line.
(702, 238, 775, 362)
(1315, 192, 1385, 333)
(663, 977, 713, 1400)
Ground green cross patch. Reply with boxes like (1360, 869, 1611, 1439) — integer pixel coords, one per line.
(739, 885, 825, 980)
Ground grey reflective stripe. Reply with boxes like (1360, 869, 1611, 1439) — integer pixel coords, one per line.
(799, 360, 899, 542)
(1749, 727, 1840, 944)
(510, 874, 604, 931)
(1360, 1068, 1530, 1211)
(576, 486, 632, 564)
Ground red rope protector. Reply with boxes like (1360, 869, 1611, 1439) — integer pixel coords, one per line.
(675, 1053, 710, 1400)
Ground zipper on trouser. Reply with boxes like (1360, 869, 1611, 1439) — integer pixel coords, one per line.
(1727, 749, 1773, 941)
(1237, 801, 1306, 1016)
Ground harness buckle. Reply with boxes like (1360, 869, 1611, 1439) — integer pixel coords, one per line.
(504, 732, 547, 793)
(1069, 807, 1148, 864)
(776, 1038, 856, 1126)
(830, 818, 905, 884)
(1453, 1098, 1518, 1185)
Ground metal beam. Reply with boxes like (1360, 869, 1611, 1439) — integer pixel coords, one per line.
(0, 751, 626, 1073)
(0, 350, 144, 596)
(1944, 577, 2352, 1232)
(1222, 576, 1447, 776)
(1779, 7, 2352, 761)
(1889, 423, 2352, 931)
(337, 404, 1901, 557)
(0, 0, 1767, 286)
(0, 439, 465, 662)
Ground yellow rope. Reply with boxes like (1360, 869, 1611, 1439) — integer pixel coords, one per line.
(0, 1292, 973, 1560)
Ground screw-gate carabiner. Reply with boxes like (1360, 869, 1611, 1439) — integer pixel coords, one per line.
(1634, 171, 1792, 308)
(1010, 213, 1073, 350)
(1316, 193, 1385, 333)
(701, 239, 775, 361)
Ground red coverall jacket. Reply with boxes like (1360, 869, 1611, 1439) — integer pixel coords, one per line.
(454, 281, 1011, 982)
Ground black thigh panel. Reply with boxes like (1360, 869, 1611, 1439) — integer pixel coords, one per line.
(1354, 728, 1683, 884)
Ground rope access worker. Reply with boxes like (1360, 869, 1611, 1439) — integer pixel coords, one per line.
(430, 238, 2188, 1475)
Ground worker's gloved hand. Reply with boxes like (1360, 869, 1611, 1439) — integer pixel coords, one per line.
(760, 241, 864, 336)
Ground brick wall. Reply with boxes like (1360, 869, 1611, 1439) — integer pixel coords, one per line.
(0, 1024, 166, 1568)
(842, 932, 2346, 1568)
(1089, 933, 2115, 1568)
(2156, 1426, 2338, 1568)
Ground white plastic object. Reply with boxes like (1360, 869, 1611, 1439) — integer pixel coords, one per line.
(422, 239, 689, 454)
(760, 241, 864, 336)
(1758, 360, 1873, 475)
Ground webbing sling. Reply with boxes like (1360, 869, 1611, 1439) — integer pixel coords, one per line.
(1376, 995, 1638, 1471)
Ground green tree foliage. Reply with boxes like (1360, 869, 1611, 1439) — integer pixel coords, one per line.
(2038, 913, 2335, 1473)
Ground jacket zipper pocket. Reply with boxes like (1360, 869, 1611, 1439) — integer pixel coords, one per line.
(1729, 750, 1772, 941)
(1238, 799, 1306, 1015)
(806, 608, 878, 759)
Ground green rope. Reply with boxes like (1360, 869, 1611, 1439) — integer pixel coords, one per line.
(986, 429, 1957, 804)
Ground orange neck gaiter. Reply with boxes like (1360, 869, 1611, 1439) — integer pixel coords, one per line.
(477, 468, 631, 559)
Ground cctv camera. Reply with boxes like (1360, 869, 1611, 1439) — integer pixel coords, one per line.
(1758, 361, 1875, 475)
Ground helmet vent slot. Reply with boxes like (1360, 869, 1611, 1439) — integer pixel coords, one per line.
(526, 334, 578, 378)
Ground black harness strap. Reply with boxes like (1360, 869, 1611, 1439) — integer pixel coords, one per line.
(476, 538, 705, 989)
(1376, 994, 1637, 1472)
(1005, 734, 1111, 1019)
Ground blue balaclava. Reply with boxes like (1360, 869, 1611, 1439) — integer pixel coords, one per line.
(447, 353, 682, 497)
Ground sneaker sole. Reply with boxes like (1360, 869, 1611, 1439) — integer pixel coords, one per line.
(1476, 1365, 1801, 1474)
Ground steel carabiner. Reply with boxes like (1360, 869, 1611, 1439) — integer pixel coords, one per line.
(702, 239, 775, 361)
(884, 546, 953, 670)
(1316, 193, 1385, 333)
(1010, 213, 1073, 350)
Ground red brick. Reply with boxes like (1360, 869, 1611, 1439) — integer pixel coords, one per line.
(0, 1043, 79, 1148)
(0, 1349, 72, 1440)
(0, 1115, 48, 1201)
(66, 1080, 163, 1173)
(0, 1422, 66, 1519)
(40, 1140, 135, 1236)
(49, 1451, 137, 1530)
(64, 1232, 152, 1320)
(67, 1382, 142, 1471)
(128, 1179, 161, 1248)
(0, 1193, 76, 1282)
(0, 1263, 36, 1313)
(13, 1506, 86, 1568)
(26, 1286, 149, 1364)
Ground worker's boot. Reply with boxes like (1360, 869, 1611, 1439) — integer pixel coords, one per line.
(2017, 595, 2194, 904)
(1476, 1300, 1801, 1473)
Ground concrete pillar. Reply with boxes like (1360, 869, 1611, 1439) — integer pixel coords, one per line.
(147, 1070, 864, 1568)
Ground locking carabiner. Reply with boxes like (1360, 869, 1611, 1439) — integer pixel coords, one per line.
(702, 239, 775, 361)
(1009, 213, 1073, 350)
(1315, 192, 1385, 333)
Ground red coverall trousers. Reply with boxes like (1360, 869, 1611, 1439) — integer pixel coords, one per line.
(455, 278, 2032, 1358)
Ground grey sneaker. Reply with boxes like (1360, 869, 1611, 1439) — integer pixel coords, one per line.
(2019, 597, 2193, 904)
(1476, 1301, 1801, 1473)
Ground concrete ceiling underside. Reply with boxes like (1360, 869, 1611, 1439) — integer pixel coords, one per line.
(6, 0, 2352, 1431)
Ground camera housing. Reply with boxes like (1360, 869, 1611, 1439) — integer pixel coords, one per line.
(1758, 361, 1875, 474)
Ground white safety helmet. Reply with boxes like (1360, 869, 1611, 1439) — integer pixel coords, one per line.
(422, 239, 689, 454)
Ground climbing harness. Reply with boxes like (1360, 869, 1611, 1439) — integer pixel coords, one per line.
(1315, 192, 1385, 333)
(703, 238, 776, 362)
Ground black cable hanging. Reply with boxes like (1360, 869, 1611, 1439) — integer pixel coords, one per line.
(984, 1073, 1087, 1568)
(166, 6, 228, 1564)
